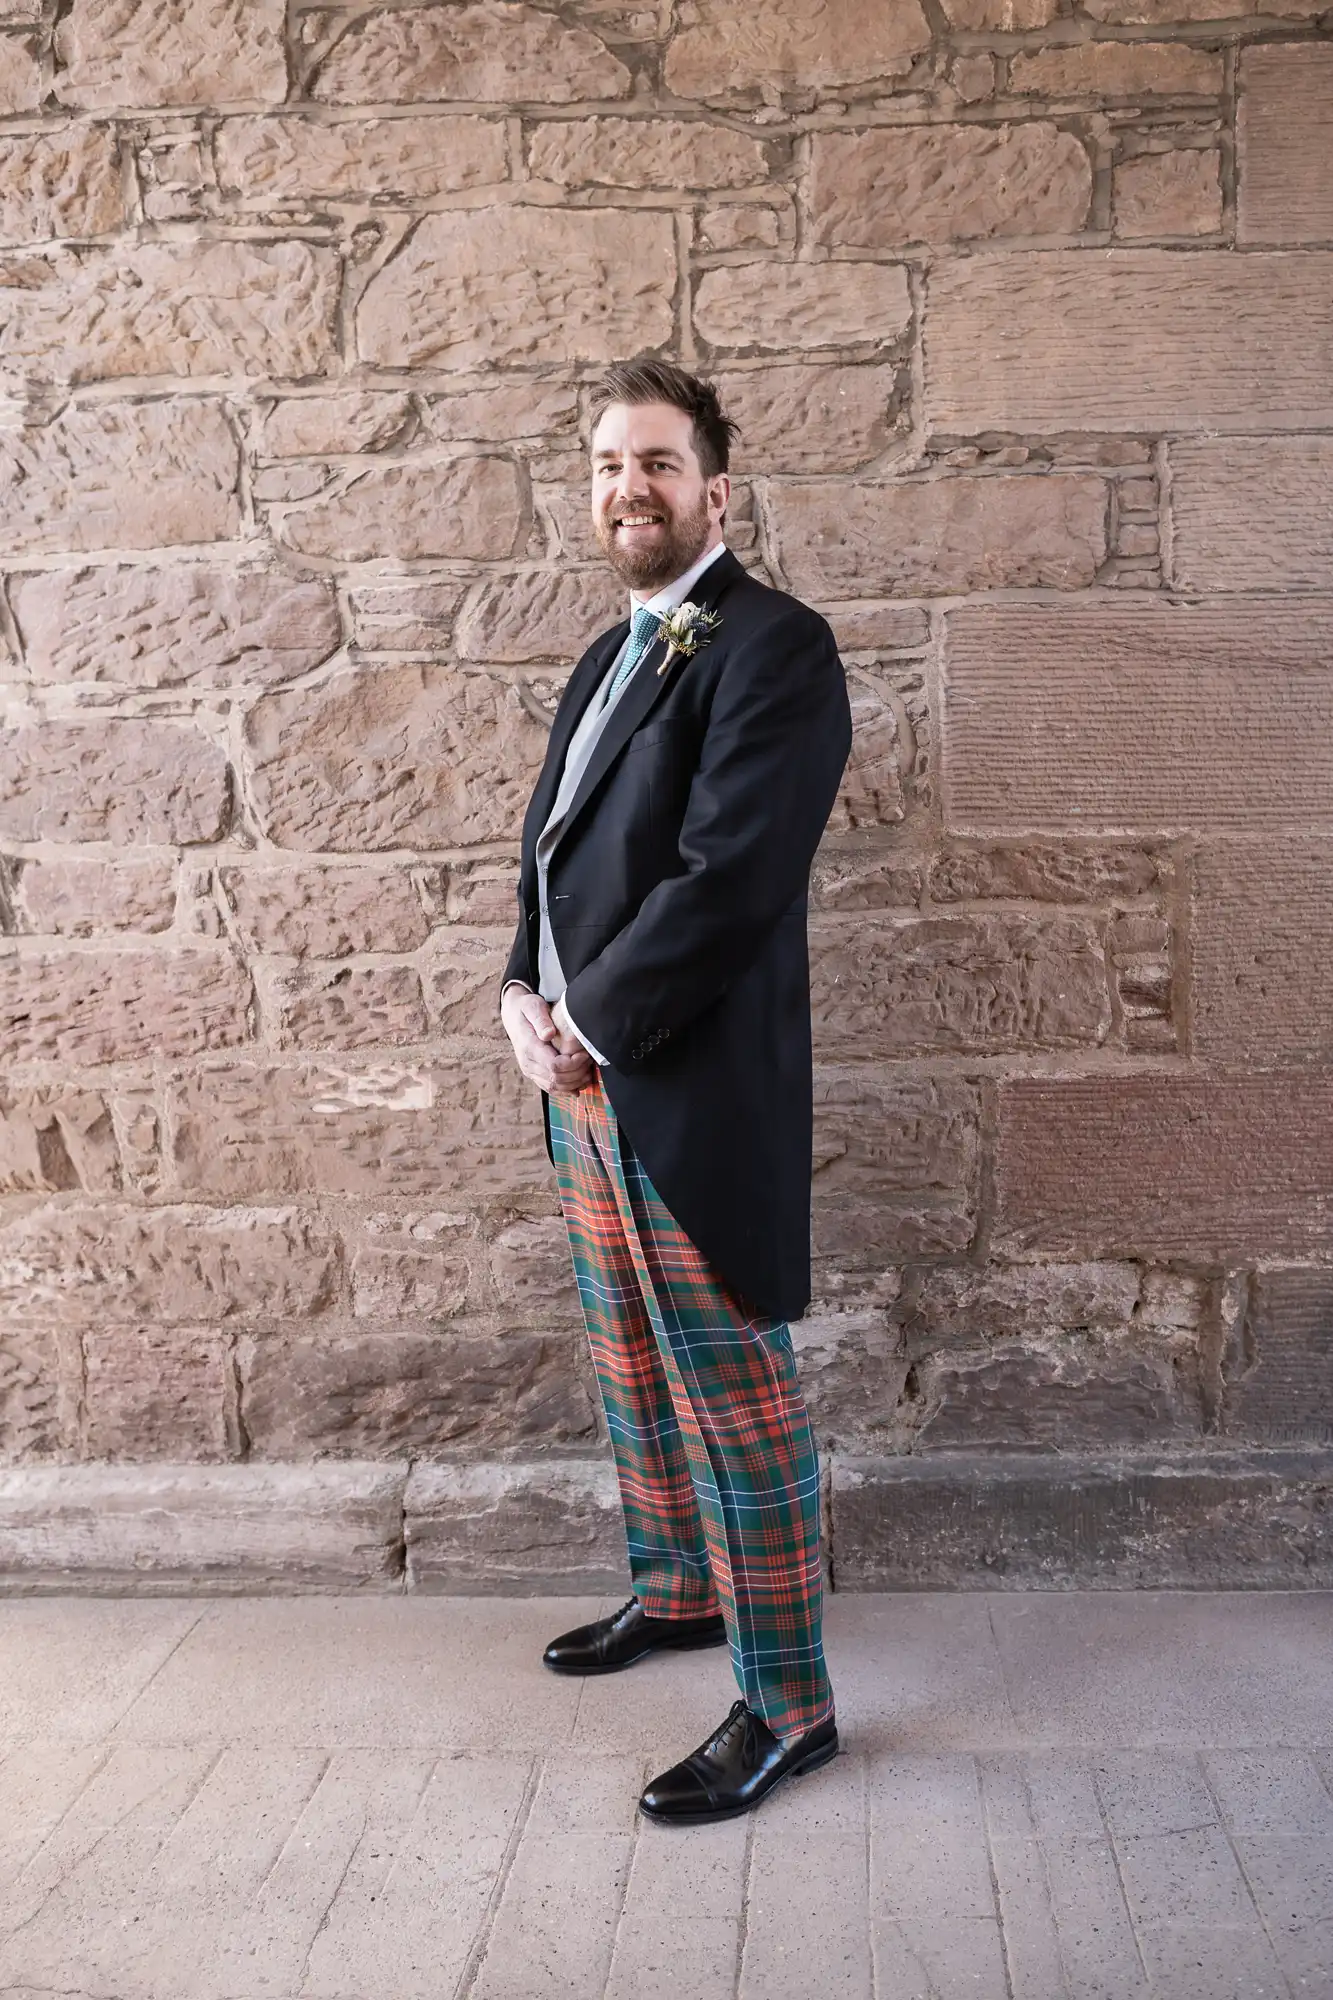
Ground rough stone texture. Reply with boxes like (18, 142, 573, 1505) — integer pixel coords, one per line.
(1239, 46, 1333, 246)
(808, 125, 1092, 250)
(941, 0, 1058, 22)
(0, 1089, 127, 1195)
(220, 864, 430, 956)
(665, 0, 931, 100)
(405, 1459, 626, 1592)
(826, 681, 906, 831)
(0, 1462, 409, 1589)
(54, 0, 288, 109)
(1170, 438, 1333, 591)
(1192, 838, 1333, 1061)
(1009, 44, 1223, 96)
(489, 1215, 580, 1316)
(927, 841, 1169, 905)
(0, 719, 230, 846)
(0, 401, 241, 555)
(0, 34, 42, 112)
(423, 931, 510, 1036)
(358, 208, 675, 369)
(529, 117, 767, 191)
(350, 1216, 471, 1321)
(812, 1072, 980, 1266)
(772, 475, 1106, 597)
(1, 855, 177, 936)
(312, 4, 630, 106)
(942, 600, 1333, 831)
(244, 666, 550, 850)
(926, 252, 1333, 434)
(82, 1324, 231, 1459)
(216, 114, 508, 201)
(265, 962, 429, 1051)
(917, 1342, 1198, 1449)
(0, 125, 126, 245)
(833, 1452, 1333, 1589)
(257, 393, 414, 458)
(0, 1328, 62, 1460)
(455, 570, 622, 662)
(695, 260, 911, 353)
(1114, 148, 1223, 239)
(0, 241, 339, 388)
(11, 568, 340, 688)
(1227, 1269, 1333, 1445)
(713, 365, 899, 474)
(995, 1077, 1333, 1259)
(239, 1328, 597, 1456)
(811, 914, 1111, 1055)
(0, 947, 251, 1065)
(348, 579, 463, 651)
(275, 455, 524, 562)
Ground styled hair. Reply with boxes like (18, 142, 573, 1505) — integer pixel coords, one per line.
(587, 358, 740, 478)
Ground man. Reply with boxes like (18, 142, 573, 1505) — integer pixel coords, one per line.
(500, 358, 851, 1825)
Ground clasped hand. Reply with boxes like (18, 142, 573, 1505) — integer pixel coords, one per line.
(501, 986, 594, 1095)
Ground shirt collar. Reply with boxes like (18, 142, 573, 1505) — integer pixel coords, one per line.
(629, 539, 728, 621)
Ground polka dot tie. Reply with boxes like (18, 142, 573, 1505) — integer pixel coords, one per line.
(605, 604, 661, 706)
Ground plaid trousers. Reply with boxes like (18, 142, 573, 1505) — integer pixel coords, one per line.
(548, 1072, 834, 1742)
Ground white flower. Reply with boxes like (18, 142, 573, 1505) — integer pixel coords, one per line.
(655, 600, 722, 674)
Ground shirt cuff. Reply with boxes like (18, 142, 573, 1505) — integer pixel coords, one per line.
(559, 995, 608, 1067)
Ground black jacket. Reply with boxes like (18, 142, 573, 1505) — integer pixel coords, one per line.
(503, 548, 851, 1321)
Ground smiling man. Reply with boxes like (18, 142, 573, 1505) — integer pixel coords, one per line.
(499, 358, 852, 1825)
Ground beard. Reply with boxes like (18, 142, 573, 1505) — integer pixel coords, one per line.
(594, 490, 713, 592)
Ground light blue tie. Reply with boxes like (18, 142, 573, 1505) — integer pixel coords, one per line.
(605, 604, 660, 706)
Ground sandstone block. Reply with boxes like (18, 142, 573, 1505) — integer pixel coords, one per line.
(529, 116, 767, 189)
(266, 962, 429, 1051)
(82, 1324, 229, 1460)
(404, 1458, 626, 1593)
(423, 381, 579, 444)
(918, 1341, 1197, 1448)
(0, 718, 229, 844)
(821, 605, 930, 653)
(0, 240, 338, 387)
(812, 1071, 979, 1264)
(665, 0, 930, 99)
(0, 400, 241, 555)
(0, 126, 125, 245)
(312, 2, 629, 105)
(825, 681, 905, 831)
(217, 113, 507, 201)
(940, 0, 1058, 22)
(12, 567, 340, 688)
(695, 260, 910, 354)
(349, 580, 464, 651)
(219, 863, 430, 955)
(244, 665, 551, 850)
(239, 1327, 597, 1456)
(0, 947, 251, 1065)
(258, 393, 415, 458)
(793, 1311, 910, 1449)
(350, 1216, 471, 1321)
(1239, 46, 1333, 245)
(489, 1216, 579, 1314)
(1192, 837, 1333, 1061)
(0, 1204, 339, 1325)
(926, 251, 1333, 434)
(941, 599, 1333, 831)
(168, 1057, 549, 1202)
(713, 365, 898, 474)
(54, 0, 287, 108)
(1170, 439, 1333, 592)
(811, 913, 1110, 1055)
(699, 205, 781, 252)
(899, 1263, 1145, 1359)
(0, 1089, 125, 1195)
(423, 931, 510, 1037)
(928, 841, 1168, 904)
(0, 1462, 409, 1590)
(1114, 149, 1222, 240)
(2, 855, 176, 936)
(358, 207, 675, 369)
(0, 1328, 62, 1460)
(444, 860, 520, 926)
(277, 455, 524, 563)
(1010, 44, 1222, 96)
(771, 476, 1106, 597)
(995, 1076, 1333, 1259)
(0, 34, 42, 112)
(1227, 1269, 1333, 1445)
(455, 570, 622, 662)
(810, 854, 921, 912)
(809, 125, 1090, 251)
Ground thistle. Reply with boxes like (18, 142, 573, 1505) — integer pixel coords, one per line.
(655, 600, 722, 674)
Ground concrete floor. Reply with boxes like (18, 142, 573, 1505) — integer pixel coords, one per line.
(1, 1594, 1331, 1999)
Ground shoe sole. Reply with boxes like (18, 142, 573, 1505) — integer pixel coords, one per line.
(542, 1629, 728, 1676)
(637, 1732, 841, 1826)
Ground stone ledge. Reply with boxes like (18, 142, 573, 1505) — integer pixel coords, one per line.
(833, 1450, 1333, 1590)
(0, 1462, 408, 1594)
(405, 1458, 628, 1595)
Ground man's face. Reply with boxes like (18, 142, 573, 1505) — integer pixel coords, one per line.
(590, 400, 730, 592)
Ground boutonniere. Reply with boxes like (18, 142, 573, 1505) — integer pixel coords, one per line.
(655, 600, 722, 675)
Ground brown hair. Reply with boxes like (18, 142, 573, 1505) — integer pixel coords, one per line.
(587, 358, 740, 478)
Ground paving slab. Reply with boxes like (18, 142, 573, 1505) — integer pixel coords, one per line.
(0, 1599, 203, 1745)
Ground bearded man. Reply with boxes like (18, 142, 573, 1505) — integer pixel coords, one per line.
(499, 358, 852, 1825)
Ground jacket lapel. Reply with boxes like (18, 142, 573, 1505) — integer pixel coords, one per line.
(552, 548, 745, 852)
(521, 618, 628, 853)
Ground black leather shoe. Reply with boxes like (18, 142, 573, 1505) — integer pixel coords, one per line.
(542, 1596, 727, 1676)
(639, 1698, 839, 1825)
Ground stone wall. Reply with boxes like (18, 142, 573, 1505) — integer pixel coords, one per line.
(1, 0, 1331, 1587)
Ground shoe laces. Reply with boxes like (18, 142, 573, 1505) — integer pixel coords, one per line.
(701, 1698, 753, 1758)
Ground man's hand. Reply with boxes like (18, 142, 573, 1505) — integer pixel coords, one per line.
(501, 984, 593, 1095)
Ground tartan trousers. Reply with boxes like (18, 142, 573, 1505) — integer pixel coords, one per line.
(547, 1071, 834, 1742)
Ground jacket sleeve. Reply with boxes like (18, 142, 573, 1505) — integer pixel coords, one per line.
(562, 607, 851, 1071)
